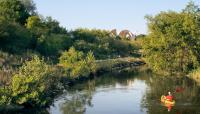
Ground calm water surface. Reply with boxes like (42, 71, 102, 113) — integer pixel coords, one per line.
(47, 68, 200, 114)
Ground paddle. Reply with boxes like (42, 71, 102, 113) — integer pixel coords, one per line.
(175, 87, 184, 93)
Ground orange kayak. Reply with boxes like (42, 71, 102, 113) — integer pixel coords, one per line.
(161, 95, 175, 105)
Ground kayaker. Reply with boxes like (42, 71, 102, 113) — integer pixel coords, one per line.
(166, 91, 173, 101)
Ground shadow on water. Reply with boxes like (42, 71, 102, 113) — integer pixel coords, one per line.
(5, 67, 200, 114)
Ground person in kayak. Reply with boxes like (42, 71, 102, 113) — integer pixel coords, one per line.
(166, 91, 173, 101)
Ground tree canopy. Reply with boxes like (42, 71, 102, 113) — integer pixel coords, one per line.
(0, 0, 31, 25)
(143, 1, 200, 73)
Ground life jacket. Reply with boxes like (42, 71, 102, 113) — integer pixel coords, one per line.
(166, 95, 173, 101)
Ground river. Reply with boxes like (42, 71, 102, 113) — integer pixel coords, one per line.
(16, 67, 200, 114)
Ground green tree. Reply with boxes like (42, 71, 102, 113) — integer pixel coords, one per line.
(19, 0, 36, 15)
(71, 28, 135, 59)
(26, 16, 44, 35)
(143, 3, 200, 73)
(26, 16, 68, 36)
(59, 47, 84, 78)
(183, 1, 200, 14)
(44, 16, 67, 34)
(0, 0, 30, 25)
(36, 34, 72, 56)
(26, 16, 71, 56)
(0, 19, 32, 53)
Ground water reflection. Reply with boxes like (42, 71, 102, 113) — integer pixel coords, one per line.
(6, 67, 200, 114)
(51, 68, 200, 114)
(59, 80, 95, 114)
(141, 75, 200, 114)
(50, 68, 148, 114)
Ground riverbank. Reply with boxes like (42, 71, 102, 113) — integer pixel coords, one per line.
(0, 57, 145, 113)
(60, 57, 146, 87)
(96, 57, 145, 73)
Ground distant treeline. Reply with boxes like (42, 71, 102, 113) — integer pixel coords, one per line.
(0, 0, 138, 59)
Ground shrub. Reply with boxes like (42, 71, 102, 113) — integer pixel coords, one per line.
(86, 51, 97, 74)
(59, 47, 96, 79)
(11, 55, 53, 107)
(0, 87, 12, 106)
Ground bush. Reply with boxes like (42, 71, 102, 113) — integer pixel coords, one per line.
(11, 55, 54, 107)
(0, 87, 12, 106)
(85, 51, 97, 74)
(59, 47, 96, 79)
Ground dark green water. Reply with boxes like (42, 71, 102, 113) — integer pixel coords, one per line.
(13, 67, 200, 114)
(47, 68, 200, 114)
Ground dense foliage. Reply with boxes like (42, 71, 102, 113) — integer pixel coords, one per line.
(0, 20, 33, 53)
(0, 0, 30, 25)
(143, 1, 200, 73)
(0, 0, 135, 58)
(11, 56, 53, 106)
(71, 28, 135, 59)
(0, 0, 139, 109)
(0, 56, 59, 107)
(59, 47, 96, 79)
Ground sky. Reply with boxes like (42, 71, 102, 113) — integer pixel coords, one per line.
(33, 0, 199, 34)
